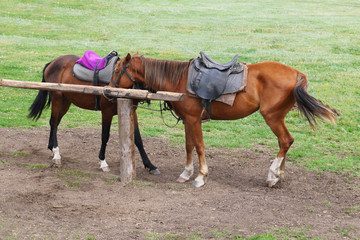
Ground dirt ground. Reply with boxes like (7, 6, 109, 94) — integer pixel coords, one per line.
(0, 127, 359, 240)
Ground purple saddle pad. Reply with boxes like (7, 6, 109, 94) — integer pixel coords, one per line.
(76, 50, 107, 70)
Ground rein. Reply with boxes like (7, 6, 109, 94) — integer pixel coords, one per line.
(160, 101, 182, 128)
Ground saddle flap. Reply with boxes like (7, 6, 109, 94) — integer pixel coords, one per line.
(191, 63, 229, 100)
(200, 51, 239, 71)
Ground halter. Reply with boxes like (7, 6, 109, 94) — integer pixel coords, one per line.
(111, 60, 136, 88)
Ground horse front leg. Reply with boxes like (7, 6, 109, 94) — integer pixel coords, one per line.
(98, 110, 113, 172)
(177, 124, 195, 183)
(178, 117, 208, 187)
(193, 131, 208, 187)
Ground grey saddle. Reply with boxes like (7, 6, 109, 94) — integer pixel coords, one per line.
(188, 51, 244, 100)
(187, 51, 246, 118)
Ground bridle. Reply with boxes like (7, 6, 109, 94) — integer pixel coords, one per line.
(111, 59, 136, 88)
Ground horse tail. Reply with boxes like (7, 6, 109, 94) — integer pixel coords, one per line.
(294, 73, 338, 130)
(27, 62, 52, 120)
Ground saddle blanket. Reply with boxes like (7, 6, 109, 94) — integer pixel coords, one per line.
(187, 58, 248, 106)
(76, 50, 109, 70)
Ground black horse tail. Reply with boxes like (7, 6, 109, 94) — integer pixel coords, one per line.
(294, 73, 338, 130)
(27, 62, 52, 120)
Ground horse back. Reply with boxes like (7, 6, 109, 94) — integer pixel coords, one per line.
(44, 55, 79, 84)
(247, 61, 300, 87)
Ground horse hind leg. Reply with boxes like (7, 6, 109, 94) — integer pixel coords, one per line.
(134, 126, 160, 175)
(134, 112, 160, 175)
(49, 117, 61, 167)
(261, 113, 294, 187)
(48, 93, 71, 167)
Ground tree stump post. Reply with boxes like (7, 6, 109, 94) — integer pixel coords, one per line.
(117, 98, 135, 185)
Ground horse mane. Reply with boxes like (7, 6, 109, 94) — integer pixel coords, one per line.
(142, 57, 190, 90)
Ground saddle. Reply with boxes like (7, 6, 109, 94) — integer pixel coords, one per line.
(73, 50, 119, 85)
(187, 51, 247, 118)
(73, 50, 119, 110)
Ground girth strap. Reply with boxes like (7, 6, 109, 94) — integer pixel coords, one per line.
(93, 61, 101, 110)
(201, 99, 212, 119)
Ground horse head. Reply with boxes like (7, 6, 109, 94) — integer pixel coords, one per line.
(111, 53, 145, 89)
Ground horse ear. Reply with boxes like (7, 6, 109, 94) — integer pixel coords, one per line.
(125, 53, 131, 62)
(133, 51, 139, 57)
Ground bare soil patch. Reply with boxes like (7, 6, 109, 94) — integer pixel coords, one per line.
(0, 127, 359, 239)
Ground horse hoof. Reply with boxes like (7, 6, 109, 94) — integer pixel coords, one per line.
(101, 166, 111, 172)
(149, 168, 160, 175)
(100, 160, 110, 172)
(192, 180, 205, 188)
(266, 178, 279, 188)
(51, 163, 62, 168)
(51, 158, 62, 168)
(177, 176, 188, 183)
(280, 171, 285, 180)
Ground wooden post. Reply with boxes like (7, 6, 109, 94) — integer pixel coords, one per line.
(117, 98, 135, 185)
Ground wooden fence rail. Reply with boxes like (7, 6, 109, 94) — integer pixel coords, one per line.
(0, 79, 185, 101)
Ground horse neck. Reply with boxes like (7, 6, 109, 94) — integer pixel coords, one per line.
(142, 57, 189, 92)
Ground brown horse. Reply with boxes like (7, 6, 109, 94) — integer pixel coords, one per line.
(28, 54, 159, 174)
(112, 53, 337, 187)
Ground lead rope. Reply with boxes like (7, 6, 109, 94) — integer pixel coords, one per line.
(160, 101, 182, 128)
(133, 101, 182, 128)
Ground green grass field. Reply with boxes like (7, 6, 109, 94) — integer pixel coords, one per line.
(1, 1, 359, 175)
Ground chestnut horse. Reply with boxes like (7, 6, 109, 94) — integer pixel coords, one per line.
(28, 55, 159, 174)
(112, 53, 337, 187)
